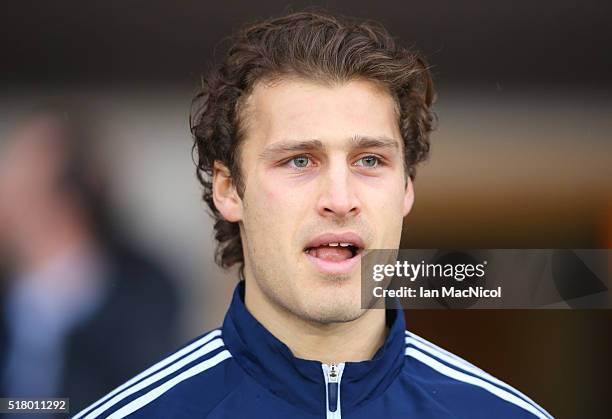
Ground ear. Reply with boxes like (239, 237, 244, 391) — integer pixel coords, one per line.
(403, 177, 415, 217)
(212, 161, 243, 222)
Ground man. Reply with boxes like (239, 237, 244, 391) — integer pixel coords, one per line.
(75, 10, 552, 418)
(0, 110, 180, 416)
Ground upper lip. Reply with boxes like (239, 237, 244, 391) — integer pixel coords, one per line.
(304, 232, 365, 250)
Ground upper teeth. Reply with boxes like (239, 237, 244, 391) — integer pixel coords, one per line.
(327, 242, 352, 247)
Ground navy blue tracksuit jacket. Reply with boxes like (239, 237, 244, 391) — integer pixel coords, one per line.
(74, 281, 552, 418)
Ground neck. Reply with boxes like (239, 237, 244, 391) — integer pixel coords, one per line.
(244, 277, 387, 365)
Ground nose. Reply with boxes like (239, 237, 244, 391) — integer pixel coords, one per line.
(316, 160, 361, 219)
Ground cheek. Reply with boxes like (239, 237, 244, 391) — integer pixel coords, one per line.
(264, 185, 278, 202)
(363, 177, 407, 211)
(363, 179, 407, 240)
(258, 171, 311, 211)
(243, 175, 308, 236)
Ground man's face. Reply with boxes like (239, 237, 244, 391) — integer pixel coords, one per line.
(0, 116, 67, 253)
(228, 77, 413, 323)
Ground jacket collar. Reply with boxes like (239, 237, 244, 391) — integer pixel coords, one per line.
(222, 280, 406, 414)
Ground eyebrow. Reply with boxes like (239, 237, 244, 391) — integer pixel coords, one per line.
(349, 135, 400, 150)
(258, 135, 400, 160)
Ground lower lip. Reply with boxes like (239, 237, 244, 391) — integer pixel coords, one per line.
(304, 251, 362, 275)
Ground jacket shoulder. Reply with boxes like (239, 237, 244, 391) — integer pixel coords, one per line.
(72, 328, 237, 419)
(404, 329, 553, 419)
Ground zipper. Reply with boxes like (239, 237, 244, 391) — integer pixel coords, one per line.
(322, 362, 345, 418)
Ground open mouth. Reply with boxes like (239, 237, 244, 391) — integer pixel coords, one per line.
(303, 232, 365, 274)
(304, 242, 362, 262)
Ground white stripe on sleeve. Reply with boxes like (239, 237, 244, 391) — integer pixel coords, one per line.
(82, 338, 225, 419)
(405, 333, 551, 418)
(406, 347, 550, 419)
(107, 350, 232, 419)
(74, 329, 222, 419)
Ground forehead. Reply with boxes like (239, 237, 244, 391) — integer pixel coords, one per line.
(240, 77, 401, 148)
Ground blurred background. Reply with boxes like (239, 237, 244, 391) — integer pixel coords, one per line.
(0, 0, 610, 417)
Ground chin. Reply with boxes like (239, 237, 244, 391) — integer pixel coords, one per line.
(307, 307, 366, 325)
(313, 272, 355, 284)
(296, 293, 365, 325)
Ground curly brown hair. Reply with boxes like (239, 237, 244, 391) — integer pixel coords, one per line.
(190, 9, 435, 273)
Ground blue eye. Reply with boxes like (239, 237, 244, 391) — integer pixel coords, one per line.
(355, 155, 380, 168)
(288, 156, 311, 168)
